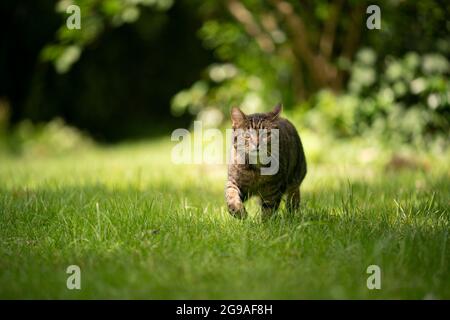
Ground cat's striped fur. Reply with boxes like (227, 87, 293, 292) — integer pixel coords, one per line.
(225, 104, 307, 219)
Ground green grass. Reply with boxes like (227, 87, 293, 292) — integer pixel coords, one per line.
(0, 137, 449, 299)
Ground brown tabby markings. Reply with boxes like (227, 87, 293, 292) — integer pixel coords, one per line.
(225, 104, 307, 220)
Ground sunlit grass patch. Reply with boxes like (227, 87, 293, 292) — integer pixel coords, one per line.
(0, 137, 449, 299)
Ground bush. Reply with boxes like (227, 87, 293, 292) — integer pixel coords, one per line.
(301, 49, 449, 148)
(2, 118, 92, 157)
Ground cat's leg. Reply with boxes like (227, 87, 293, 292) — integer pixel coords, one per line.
(286, 186, 300, 213)
(225, 181, 247, 219)
(260, 196, 282, 221)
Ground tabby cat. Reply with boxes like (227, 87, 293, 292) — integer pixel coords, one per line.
(225, 103, 307, 219)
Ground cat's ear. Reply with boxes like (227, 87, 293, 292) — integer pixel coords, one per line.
(231, 107, 246, 128)
(270, 103, 282, 120)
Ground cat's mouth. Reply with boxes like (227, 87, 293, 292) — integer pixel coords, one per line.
(246, 151, 257, 165)
(247, 150, 269, 167)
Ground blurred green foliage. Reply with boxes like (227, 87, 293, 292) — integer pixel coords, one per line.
(41, 0, 174, 73)
(301, 49, 449, 147)
(169, 0, 449, 146)
(1, 0, 449, 145)
(2, 119, 92, 157)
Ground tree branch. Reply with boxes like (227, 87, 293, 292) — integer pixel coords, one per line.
(226, 0, 275, 53)
(319, 0, 344, 60)
(342, 4, 364, 61)
(270, 0, 338, 88)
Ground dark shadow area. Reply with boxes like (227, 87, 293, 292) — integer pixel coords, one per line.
(0, 0, 213, 141)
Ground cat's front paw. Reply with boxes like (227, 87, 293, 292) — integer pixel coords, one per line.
(227, 202, 248, 219)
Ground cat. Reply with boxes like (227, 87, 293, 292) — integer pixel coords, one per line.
(225, 103, 307, 220)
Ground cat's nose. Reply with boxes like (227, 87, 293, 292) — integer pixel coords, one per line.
(251, 136, 259, 148)
(249, 142, 259, 153)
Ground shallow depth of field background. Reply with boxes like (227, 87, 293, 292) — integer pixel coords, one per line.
(0, 0, 449, 299)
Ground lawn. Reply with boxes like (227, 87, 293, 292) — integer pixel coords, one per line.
(0, 136, 449, 299)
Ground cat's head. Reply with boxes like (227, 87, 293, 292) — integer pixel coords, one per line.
(230, 104, 282, 165)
